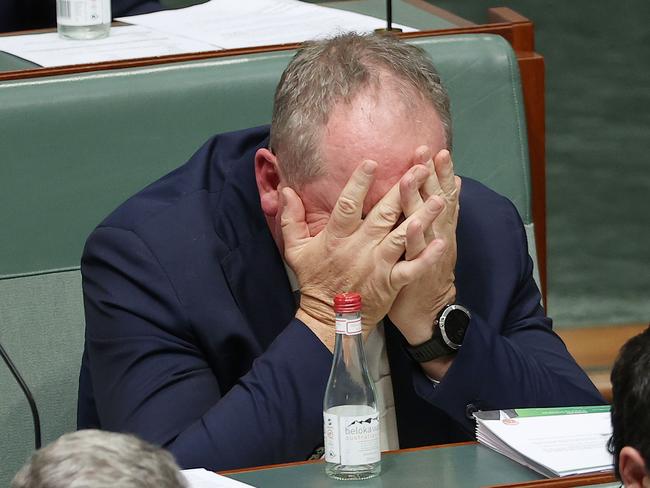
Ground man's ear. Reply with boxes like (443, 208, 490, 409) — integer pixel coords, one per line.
(620, 446, 649, 488)
(255, 148, 282, 217)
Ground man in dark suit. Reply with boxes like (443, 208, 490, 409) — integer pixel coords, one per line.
(78, 33, 603, 471)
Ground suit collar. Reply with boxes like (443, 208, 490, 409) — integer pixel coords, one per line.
(211, 127, 296, 347)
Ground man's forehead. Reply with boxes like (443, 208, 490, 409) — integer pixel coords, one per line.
(320, 89, 444, 182)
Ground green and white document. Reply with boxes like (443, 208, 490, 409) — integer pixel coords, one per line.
(474, 406, 613, 478)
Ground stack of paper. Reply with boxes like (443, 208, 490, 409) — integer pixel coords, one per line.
(117, 0, 416, 50)
(474, 406, 614, 478)
(182, 468, 254, 487)
(0, 0, 415, 68)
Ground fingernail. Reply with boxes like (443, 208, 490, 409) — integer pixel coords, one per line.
(433, 239, 446, 252)
(428, 196, 443, 211)
(362, 160, 377, 175)
(405, 174, 414, 189)
(415, 146, 431, 165)
(413, 165, 429, 180)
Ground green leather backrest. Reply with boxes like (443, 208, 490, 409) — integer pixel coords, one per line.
(0, 34, 530, 278)
(0, 33, 531, 486)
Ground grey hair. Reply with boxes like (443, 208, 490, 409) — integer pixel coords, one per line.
(270, 32, 452, 187)
(11, 430, 188, 488)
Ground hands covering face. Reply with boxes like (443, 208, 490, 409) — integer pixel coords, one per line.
(388, 147, 460, 346)
(280, 148, 460, 352)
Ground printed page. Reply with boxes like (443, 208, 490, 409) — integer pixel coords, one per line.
(117, 0, 417, 49)
(0, 25, 217, 67)
(477, 411, 613, 476)
(182, 468, 255, 488)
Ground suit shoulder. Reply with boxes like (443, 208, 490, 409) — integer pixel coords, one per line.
(459, 177, 519, 215)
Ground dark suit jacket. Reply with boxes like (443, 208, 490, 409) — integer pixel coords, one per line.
(78, 126, 603, 470)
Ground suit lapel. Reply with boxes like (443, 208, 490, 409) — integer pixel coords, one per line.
(219, 226, 296, 350)
(214, 147, 296, 349)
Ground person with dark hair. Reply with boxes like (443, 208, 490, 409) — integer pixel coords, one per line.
(78, 32, 603, 471)
(608, 326, 650, 487)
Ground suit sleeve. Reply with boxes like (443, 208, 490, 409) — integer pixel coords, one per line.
(81, 226, 332, 470)
(411, 200, 604, 434)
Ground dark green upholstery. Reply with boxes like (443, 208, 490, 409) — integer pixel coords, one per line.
(0, 34, 533, 486)
(0, 270, 84, 485)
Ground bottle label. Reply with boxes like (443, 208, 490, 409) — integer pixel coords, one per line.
(324, 408, 380, 465)
(57, 0, 111, 26)
(335, 316, 362, 335)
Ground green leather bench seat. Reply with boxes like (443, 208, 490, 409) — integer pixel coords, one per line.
(0, 34, 532, 486)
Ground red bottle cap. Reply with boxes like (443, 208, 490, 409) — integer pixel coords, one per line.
(333, 292, 362, 313)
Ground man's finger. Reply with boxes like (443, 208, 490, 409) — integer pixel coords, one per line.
(391, 238, 447, 289)
(378, 195, 443, 264)
(364, 164, 429, 236)
(400, 170, 425, 218)
(405, 219, 428, 261)
(327, 159, 377, 238)
(435, 149, 457, 196)
(280, 187, 310, 250)
(417, 146, 442, 200)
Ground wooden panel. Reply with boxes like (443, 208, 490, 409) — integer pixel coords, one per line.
(487, 472, 616, 488)
(558, 323, 648, 401)
(488, 7, 535, 50)
(558, 324, 647, 368)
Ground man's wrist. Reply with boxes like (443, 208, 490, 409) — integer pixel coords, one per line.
(421, 355, 455, 382)
(401, 304, 449, 346)
(402, 319, 437, 346)
(295, 308, 336, 352)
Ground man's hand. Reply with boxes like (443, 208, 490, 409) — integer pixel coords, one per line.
(281, 160, 447, 351)
(388, 147, 461, 353)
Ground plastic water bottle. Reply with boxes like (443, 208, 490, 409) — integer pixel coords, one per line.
(57, 0, 111, 40)
(323, 292, 381, 480)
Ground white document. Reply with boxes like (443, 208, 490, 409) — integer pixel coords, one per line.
(0, 25, 218, 67)
(475, 406, 614, 478)
(117, 0, 417, 49)
(181, 468, 255, 488)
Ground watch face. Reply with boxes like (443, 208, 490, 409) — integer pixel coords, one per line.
(441, 307, 471, 347)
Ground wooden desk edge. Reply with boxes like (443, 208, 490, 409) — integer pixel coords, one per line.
(485, 471, 616, 488)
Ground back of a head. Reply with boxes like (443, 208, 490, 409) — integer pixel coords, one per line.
(271, 32, 452, 187)
(11, 430, 187, 488)
(609, 326, 650, 479)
